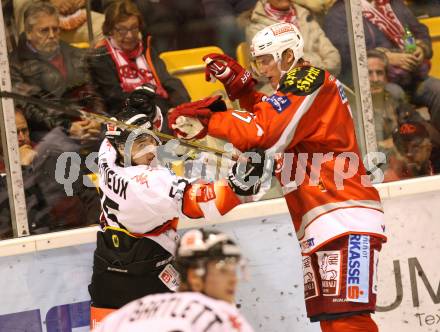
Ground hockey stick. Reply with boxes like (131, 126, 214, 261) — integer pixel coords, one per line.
(0, 91, 232, 158)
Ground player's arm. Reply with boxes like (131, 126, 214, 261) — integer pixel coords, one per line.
(180, 179, 241, 219)
(168, 94, 282, 151)
(170, 66, 327, 153)
(180, 150, 271, 219)
(207, 107, 273, 152)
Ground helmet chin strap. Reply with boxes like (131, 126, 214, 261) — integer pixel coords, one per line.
(278, 54, 299, 79)
(275, 55, 299, 90)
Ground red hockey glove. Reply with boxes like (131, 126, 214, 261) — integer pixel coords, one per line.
(168, 96, 226, 140)
(203, 53, 256, 101)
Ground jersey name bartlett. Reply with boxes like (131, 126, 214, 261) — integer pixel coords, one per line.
(99, 162, 129, 199)
(128, 297, 224, 330)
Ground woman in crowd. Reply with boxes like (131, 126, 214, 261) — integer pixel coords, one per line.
(88, 0, 190, 131)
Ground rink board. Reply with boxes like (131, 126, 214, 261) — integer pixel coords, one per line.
(0, 191, 439, 332)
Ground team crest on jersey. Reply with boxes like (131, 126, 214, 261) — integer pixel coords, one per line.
(278, 66, 325, 96)
(317, 251, 341, 296)
(266, 94, 291, 113)
(303, 256, 319, 299)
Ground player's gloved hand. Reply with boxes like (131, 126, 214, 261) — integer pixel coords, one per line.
(203, 53, 255, 101)
(167, 95, 226, 140)
(126, 84, 156, 112)
(228, 149, 274, 196)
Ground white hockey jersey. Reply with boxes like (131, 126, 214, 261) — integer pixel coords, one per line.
(92, 292, 254, 332)
(97, 140, 241, 254)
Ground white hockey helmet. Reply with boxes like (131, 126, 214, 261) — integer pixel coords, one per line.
(176, 229, 241, 260)
(251, 22, 304, 71)
(174, 229, 243, 282)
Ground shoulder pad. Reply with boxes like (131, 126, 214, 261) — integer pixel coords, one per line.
(278, 66, 325, 96)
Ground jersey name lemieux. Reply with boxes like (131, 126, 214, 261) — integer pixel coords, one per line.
(99, 161, 129, 199)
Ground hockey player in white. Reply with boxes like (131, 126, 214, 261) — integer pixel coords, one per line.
(89, 85, 268, 324)
(93, 229, 254, 332)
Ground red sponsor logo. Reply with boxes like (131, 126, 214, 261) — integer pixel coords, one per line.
(347, 285, 364, 299)
(161, 271, 171, 283)
(270, 24, 294, 36)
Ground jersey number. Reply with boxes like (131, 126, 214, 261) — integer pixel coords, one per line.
(99, 190, 120, 223)
(231, 110, 253, 123)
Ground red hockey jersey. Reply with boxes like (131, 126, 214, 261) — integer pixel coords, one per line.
(208, 66, 387, 254)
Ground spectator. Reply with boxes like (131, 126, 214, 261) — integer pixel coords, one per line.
(0, 108, 45, 170)
(0, 109, 37, 173)
(245, 0, 340, 81)
(384, 121, 434, 181)
(15, 109, 38, 166)
(367, 49, 401, 153)
(10, 1, 100, 142)
(14, 0, 104, 44)
(294, 0, 336, 14)
(88, 0, 190, 130)
(324, 0, 440, 133)
(201, 0, 257, 56)
(102, 0, 213, 53)
(405, 0, 440, 18)
(367, 49, 440, 172)
(0, 109, 100, 238)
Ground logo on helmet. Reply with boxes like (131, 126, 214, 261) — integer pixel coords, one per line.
(270, 23, 295, 36)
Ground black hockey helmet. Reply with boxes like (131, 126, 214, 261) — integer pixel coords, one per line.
(125, 83, 157, 117)
(105, 84, 163, 146)
(174, 229, 241, 282)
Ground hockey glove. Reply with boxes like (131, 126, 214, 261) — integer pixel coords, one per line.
(168, 95, 226, 140)
(203, 53, 256, 101)
(228, 149, 275, 196)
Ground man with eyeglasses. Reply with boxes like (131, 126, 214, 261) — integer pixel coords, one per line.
(10, 1, 100, 142)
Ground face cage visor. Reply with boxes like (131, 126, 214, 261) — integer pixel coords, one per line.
(193, 256, 249, 282)
(119, 127, 161, 166)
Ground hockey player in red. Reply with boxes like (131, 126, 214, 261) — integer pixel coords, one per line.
(92, 229, 254, 332)
(168, 23, 387, 332)
(89, 85, 266, 327)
